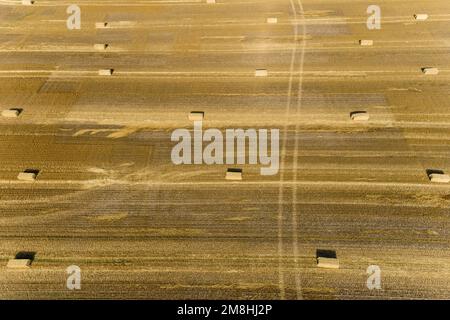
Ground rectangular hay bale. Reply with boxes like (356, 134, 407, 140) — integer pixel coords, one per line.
(226, 169, 242, 181)
(429, 173, 450, 183)
(351, 111, 370, 121)
(95, 22, 109, 29)
(317, 257, 340, 269)
(188, 111, 204, 121)
(255, 69, 268, 77)
(422, 67, 439, 75)
(414, 14, 428, 21)
(17, 172, 37, 181)
(94, 44, 109, 51)
(7, 259, 31, 269)
(98, 69, 114, 76)
(1, 109, 21, 118)
(359, 40, 373, 46)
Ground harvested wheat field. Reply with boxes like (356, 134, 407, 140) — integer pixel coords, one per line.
(0, 0, 450, 300)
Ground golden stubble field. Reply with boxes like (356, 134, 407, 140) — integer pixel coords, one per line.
(0, 0, 449, 299)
